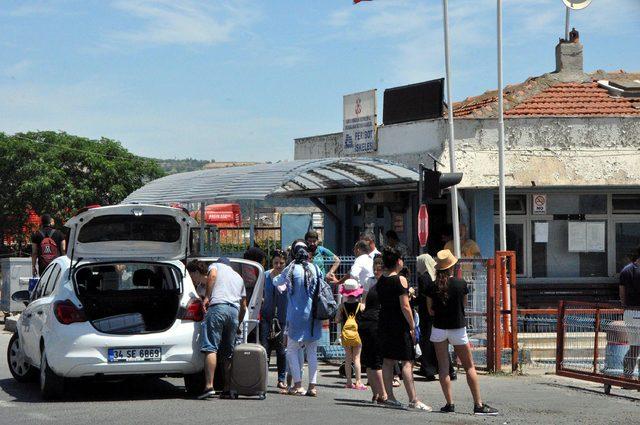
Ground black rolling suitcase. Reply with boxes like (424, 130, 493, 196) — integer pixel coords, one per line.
(229, 319, 268, 399)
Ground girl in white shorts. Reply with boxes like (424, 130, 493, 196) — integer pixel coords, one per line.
(426, 250, 498, 416)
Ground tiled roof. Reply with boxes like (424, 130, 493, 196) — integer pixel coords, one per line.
(451, 71, 640, 118)
(504, 82, 640, 116)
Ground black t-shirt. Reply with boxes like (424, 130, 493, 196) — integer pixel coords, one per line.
(416, 273, 433, 321)
(426, 277, 468, 329)
(620, 262, 640, 307)
(377, 274, 411, 333)
(31, 227, 65, 271)
(360, 283, 380, 325)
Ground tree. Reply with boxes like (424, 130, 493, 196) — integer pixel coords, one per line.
(0, 131, 164, 251)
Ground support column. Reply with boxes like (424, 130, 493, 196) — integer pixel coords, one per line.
(199, 202, 205, 255)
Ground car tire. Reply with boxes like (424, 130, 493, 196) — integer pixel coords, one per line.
(7, 333, 38, 383)
(184, 371, 206, 395)
(40, 348, 64, 400)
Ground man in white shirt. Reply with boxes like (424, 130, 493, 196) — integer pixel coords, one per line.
(199, 257, 247, 400)
(360, 231, 381, 258)
(338, 240, 373, 290)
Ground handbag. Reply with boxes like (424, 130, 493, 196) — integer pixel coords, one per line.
(268, 317, 282, 340)
(311, 265, 338, 321)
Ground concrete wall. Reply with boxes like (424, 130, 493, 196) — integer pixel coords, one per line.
(294, 116, 640, 188)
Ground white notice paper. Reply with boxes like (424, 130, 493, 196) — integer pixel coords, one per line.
(568, 222, 587, 252)
(586, 222, 606, 252)
(534, 222, 549, 243)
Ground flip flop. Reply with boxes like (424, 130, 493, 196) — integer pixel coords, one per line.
(306, 388, 317, 397)
(288, 388, 306, 396)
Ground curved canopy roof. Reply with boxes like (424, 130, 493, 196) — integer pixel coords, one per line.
(123, 157, 418, 204)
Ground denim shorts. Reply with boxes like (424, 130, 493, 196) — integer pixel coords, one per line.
(201, 303, 239, 358)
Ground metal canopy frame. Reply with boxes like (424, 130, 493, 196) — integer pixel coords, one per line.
(123, 157, 418, 205)
(123, 157, 418, 254)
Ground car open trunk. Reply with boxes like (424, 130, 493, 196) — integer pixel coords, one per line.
(74, 262, 182, 334)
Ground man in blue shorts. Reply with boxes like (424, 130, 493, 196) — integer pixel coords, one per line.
(199, 257, 247, 400)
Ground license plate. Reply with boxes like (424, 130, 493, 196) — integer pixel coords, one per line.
(108, 347, 162, 363)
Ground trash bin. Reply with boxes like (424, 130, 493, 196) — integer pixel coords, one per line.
(603, 320, 628, 375)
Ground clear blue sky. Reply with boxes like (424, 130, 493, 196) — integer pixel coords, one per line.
(1, 0, 638, 161)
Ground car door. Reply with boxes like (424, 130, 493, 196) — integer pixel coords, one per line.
(19, 265, 54, 363)
(29, 264, 62, 365)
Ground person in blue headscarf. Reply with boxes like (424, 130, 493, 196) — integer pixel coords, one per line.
(273, 240, 323, 397)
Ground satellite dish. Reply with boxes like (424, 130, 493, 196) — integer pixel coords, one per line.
(562, 0, 592, 10)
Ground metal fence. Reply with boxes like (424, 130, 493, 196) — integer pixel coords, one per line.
(459, 259, 490, 370)
(556, 301, 640, 394)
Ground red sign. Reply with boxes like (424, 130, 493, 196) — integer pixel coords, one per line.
(418, 204, 429, 247)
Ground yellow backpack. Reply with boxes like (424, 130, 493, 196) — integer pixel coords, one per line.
(341, 304, 361, 347)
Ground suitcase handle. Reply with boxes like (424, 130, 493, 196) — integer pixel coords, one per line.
(242, 319, 260, 343)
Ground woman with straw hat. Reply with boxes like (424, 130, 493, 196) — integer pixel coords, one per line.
(427, 250, 498, 416)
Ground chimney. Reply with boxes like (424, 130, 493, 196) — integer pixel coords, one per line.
(553, 28, 587, 82)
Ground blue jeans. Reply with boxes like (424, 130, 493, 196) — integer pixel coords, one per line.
(201, 303, 239, 358)
(260, 319, 286, 383)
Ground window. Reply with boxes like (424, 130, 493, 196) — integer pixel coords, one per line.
(612, 195, 640, 214)
(75, 263, 180, 294)
(42, 265, 62, 297)
(546, 194, 606, 215)
(77, 215, 181, 243)
(531, 220, 607, 278)
(615, 222, 640, 272)
(494, 223, 524, 274)
(33, 265, 55, 300)
(494, 195, 526, 215)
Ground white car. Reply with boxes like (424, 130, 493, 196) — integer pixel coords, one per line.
(6, 204, 265, 399)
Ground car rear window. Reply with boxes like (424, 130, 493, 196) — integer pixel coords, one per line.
(74, 263, 180, 293)
(77, 215, 181, 243)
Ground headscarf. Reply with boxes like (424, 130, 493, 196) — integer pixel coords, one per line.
(416, 253, 436, 282)
(288, 241, 313, 295)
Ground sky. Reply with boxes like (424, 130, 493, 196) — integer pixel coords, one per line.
(1, 0, 639, 162)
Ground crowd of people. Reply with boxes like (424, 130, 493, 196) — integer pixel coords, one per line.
(187, 229, 498, 416)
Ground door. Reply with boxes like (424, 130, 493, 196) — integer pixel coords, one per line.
(65, 204, 198, 261)
(19, 265, 56, 363)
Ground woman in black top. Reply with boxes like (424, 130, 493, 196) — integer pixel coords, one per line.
(359, 257, 386, 403)
(427, 250, 498, 416)
(377, 247, 431, 411)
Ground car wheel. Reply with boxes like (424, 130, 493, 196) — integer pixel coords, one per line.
(40, 347, 64, 400)
(184, 371, 206, 395)
(7, 333, 38, 383)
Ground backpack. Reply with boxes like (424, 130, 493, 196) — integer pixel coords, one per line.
(39, 229, 59, 268)
(311, 264, 338, 321)
(341, 304, 361, 347)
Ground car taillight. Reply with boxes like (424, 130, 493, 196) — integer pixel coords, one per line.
(182, 298, 204, 322)
(54, 300, 87, 325)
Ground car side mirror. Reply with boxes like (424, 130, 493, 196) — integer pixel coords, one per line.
(11, 290, 31, 306)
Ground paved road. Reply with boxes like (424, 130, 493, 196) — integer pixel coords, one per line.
(0, 330, 638, 424)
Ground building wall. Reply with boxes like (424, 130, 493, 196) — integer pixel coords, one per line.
(295, 116, 640, 188)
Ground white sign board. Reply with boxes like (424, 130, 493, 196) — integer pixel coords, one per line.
(568, 222, 587, 252)
(568, 221, 606, 252)
(534, 222, 549, 243)
(532, 194, 547, 215)
(343, 89, 377, 154)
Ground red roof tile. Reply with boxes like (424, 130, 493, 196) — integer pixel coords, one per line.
(450, 71, 640, 118)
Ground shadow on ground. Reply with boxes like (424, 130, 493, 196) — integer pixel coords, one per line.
(0, 376, 188, 403)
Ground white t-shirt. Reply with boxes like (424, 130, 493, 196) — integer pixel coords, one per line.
(207, 263, 246, 308)
(363, 275, 377, 294)
(350, 254, 374, 287)
(368, 248, 381, 259)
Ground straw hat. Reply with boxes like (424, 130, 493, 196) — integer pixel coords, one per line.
(435, 249, 458, 271)
(339, 278, 364, 297)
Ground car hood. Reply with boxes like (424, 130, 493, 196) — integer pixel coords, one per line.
(65, 204, 197, 261)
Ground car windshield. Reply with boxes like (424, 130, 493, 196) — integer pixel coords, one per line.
(77, 215, 181, 243)
(74, 263, 181, 293)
